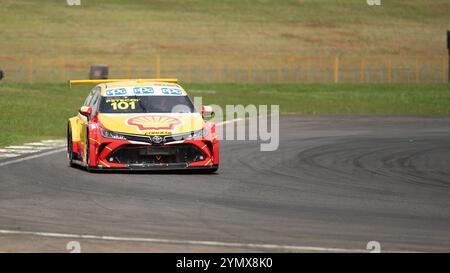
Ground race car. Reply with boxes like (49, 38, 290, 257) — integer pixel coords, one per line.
(67, 78, 219, 172)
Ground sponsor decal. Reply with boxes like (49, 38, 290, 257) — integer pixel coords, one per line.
(106, 98, 140, 111)
(127, 115, 182, 131)
(105, 88, 127, 96)
(161, 87, 182, 95)
(104, 86, 185, 97)
(144, 131, 171, 136)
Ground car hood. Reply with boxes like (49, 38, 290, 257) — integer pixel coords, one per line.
(97, 113, 205, 136)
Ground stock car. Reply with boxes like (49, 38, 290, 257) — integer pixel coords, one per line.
(67, 78, 219, 172)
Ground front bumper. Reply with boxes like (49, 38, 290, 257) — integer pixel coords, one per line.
(107, 144, 206, 165)
(87, 133, 219, 170)
(90, 163, 219, 172)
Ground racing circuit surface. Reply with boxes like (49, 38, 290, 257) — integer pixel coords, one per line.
(0, 116, 449, 252)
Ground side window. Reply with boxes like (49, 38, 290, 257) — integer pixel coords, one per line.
(90, 89, 101, 115)
(84, 86, 100, 107)
(83, 92, 93, 106)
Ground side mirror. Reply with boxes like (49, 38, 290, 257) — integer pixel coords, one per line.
(79, 106, 92, 117)
(201, 105, 215, 118)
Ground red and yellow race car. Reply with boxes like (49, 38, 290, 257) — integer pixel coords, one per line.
(67, 79, 219, 172)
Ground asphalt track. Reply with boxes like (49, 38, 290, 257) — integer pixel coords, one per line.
(0, 116, 449, 252)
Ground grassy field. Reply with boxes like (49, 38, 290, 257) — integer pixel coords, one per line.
(1, 0, 449, 72)
(0, 83, 449, 147)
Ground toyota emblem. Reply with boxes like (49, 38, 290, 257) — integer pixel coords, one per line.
(151, 135, 164, 144)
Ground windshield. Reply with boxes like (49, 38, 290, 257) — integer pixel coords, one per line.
(99, 95, 196, 114)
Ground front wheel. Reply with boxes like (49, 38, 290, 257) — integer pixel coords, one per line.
(85, 131, 91, 172)
(67, 125, 76, 167)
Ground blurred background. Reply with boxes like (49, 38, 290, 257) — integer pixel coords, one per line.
(1, 0, 449, 83)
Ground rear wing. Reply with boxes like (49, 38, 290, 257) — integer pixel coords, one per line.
(68, 78, 178, 88)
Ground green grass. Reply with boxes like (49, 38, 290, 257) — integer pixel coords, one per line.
(1, 83, 449, 147)
(0, 83, 86, 147)
(0, 0, 449, 71)
(189, 83, 450, 115)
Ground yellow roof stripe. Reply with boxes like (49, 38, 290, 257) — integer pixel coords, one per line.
(68, 78, 178, 88)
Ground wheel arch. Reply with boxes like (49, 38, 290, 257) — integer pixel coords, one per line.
(68, 116, 82, 142)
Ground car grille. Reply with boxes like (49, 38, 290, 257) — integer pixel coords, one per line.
(120, 133, 186, 145)
(107, 144, 205, 165)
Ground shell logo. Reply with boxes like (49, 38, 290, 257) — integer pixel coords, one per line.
(127, 115, 182, 131)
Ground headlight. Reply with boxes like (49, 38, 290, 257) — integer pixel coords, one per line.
(171, 128, 208, 141)
(100, 127, 127, 140)
(189, 128, 208, 139)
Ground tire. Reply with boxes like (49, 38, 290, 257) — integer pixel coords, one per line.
(67, 124, 76, 167)
(85, 131, 91, 172)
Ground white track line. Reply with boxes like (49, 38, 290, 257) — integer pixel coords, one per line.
(4, 146, 45, 150)
(0, 154, 18, 158)
(0, 138, 66, 165)
(23, 142, 49, 146)
(0, 229, 367, 253)
(0, 148, 66, 167)
(41, 139, 65, 143)
(2, 149, 38, 154)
